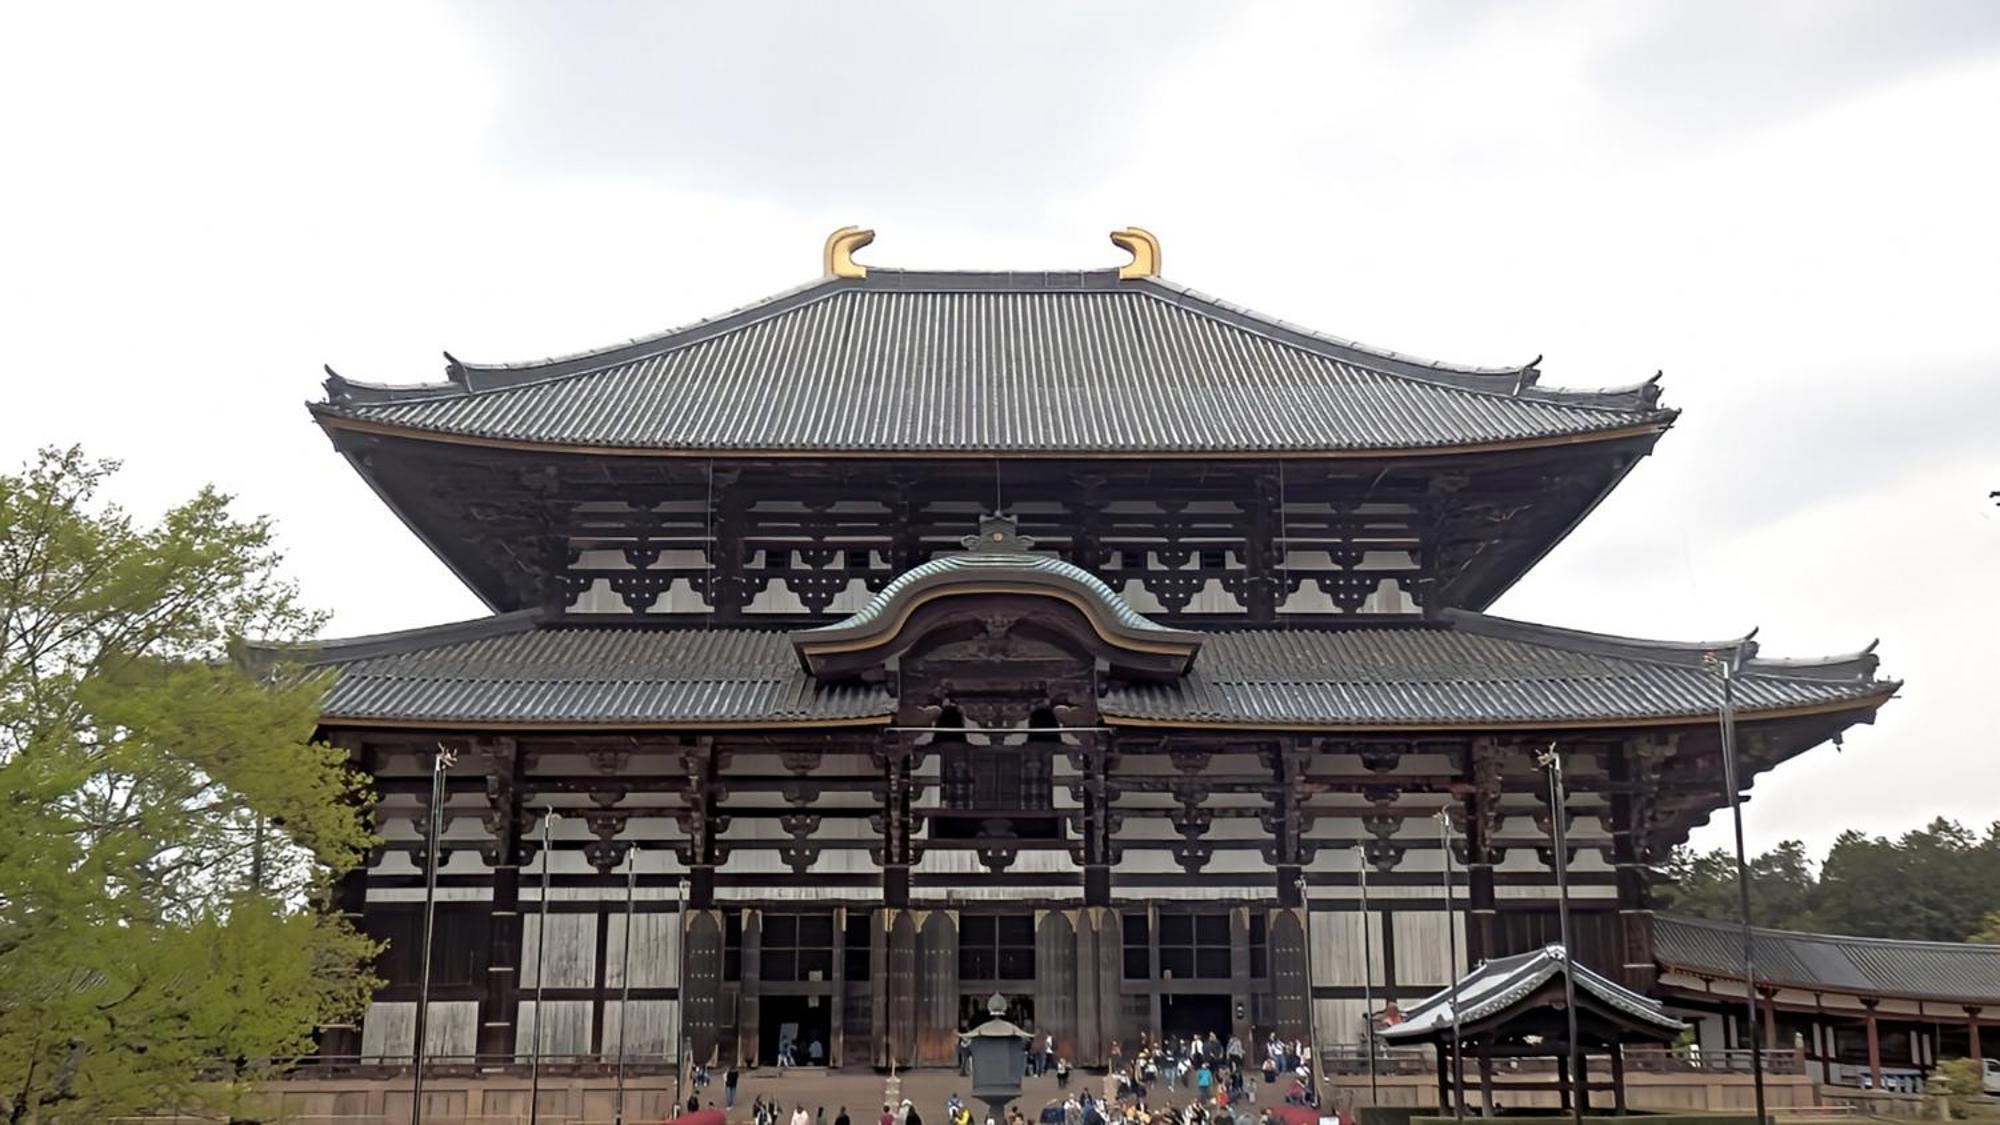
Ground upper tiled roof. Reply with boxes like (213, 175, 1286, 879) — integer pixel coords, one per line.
(1655, 914, 2000, 1005)
(314, 269, 1673, 456)
(296, 609, 1890, 730)
(1381, 944, 1684, 1040)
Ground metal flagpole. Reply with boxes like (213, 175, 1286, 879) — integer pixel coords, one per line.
(675, 876, 691, 1111)
(1538, 745, 1584, 1125)
(529, 805, 557, 1125)
(1356, 846, 1379, 1107)
(615, 843, 640, 1125)
(410, 744, 455, 1124)
(1436, 808, 1465, 1124)
(1710, 644, 1769, 1125)
(1297, 875, 1320, 1105)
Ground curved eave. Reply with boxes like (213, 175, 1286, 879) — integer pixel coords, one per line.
(1656, 958, 1992, 1009)
(794, 577, 1203, 674)
(1098, 683, 1899, 732)
(310, 404, 1677, 461)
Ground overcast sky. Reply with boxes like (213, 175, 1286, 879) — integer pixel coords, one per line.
(3, 1, 1996, 859)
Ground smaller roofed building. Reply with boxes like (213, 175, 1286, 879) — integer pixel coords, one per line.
(1655, 914, 2000, 1091)
(1381, 943, 1685, 1114)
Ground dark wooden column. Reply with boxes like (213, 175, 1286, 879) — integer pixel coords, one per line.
(477, 737, 522, 1058)
(1968, 1008, 1983, 1062)
(830, 907, 847, 1067)
(879, 740, 913, 909)
(318, 733, 372, 1060)
(1271, 742, 1308, 907)
(738, 909, 762, 1065)
(1466, 739, 1503, 964)
(1078, 738, 1114, 907)
(1612, 1043, 1628, 1114)
(1612, 735, 1673, 992)
(1864, 1000, 1883, 1089)
(682, 740, 717, 908)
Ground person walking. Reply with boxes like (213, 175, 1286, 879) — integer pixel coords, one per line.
(837, 1108, 851, 1125)
(726, 1066, 741, 1109)
(793, 1105, 812, 1125)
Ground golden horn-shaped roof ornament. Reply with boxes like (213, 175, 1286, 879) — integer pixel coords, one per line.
(824, 226, 874, 279)
(1110, 227, 1161, 279)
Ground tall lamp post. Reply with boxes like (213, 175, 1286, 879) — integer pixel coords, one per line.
(1708, 642, 1769, 1125)
(1435, 808, 1465, 1124)
(1297, 875, 1322, 1105)
(410, 744, 455, 1124)
(528, 805, 556, 1125)
(1355, 847, 1378, 1107)
(1537, 744, 1584, 1125)
(614, 843, 640, 1125)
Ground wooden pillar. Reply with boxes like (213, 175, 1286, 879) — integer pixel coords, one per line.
(1577, 1044, 1593, 1114)
(478, 738, 521, 1059)
(1273, 743, 1307, 909)
(684, 741, 718, 908)
(1081, 741, 1112, 907)
(881, 743, 913, 909)
(917, 909, 960, 1066)
(830, 906, 847, 1067)
(1437, 1043, 1453, 1111)
(1969, 1008, 1984, 1063)
(1556, 1052, 1572, 1111)
(1864, 1001, 1883, 1089)
(1466, 740, 1502, 965)
(1762, 990, 1779, 1051)
(1478, 1037, 1495, 1117)
(1611, 1042, 1627, 1115)
(738, 909, 763, 1066)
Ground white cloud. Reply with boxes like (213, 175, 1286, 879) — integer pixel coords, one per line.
(2, 0, 1995, 859)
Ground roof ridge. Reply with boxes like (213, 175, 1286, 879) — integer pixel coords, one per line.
(1442, 609, 1880, 681)
(279, 609, 548, 666)
(1128, 277, 1670, 417)
(322, 276, 848, 406)
(1659, 912, 2000, 954)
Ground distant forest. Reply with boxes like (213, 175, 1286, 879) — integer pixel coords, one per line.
(1662, 818, 2000, 944)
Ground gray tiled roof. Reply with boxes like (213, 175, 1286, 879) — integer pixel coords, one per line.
(315, 270, 1673, 454)
(1098, 609, 1887, 726)
(301, 610, 1889, 729)
(310, 615, 888, 726)
(1654, 914, 2000, 1004)
(1381, 944, 1684, 1040)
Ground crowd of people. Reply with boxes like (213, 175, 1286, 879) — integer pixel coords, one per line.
(678, 1027, 1330, 1125)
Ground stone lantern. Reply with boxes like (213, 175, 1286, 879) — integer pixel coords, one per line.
(960, 993, 1033, 1123)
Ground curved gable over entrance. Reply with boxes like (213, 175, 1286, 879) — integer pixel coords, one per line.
(791, 516, 1202, 684)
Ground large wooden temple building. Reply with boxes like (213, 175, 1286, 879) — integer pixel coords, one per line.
(301, 228, 1898, 1076)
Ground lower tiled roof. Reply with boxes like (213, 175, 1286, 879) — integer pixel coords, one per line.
(301, 610, 1891, 730)
(1654, 914, 2000, 1005)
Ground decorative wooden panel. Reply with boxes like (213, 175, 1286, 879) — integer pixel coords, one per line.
(605, 911, 680, 988)
(918, 910, 959, 1066)
(520, 912, 597, 989)
(1072, 908, 1104, 1066)
(682, 910, 724, 1067)
(1096, 908, 1122, 1055)
(514, 999, 592, 1058)
(888, 909, 919, 1067)
(1035, 910, 1078, 1059)
(1269, 908, 1309, 1042)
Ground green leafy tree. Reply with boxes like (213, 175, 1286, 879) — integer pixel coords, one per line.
(1966, 910, 2000, 944)
(0, 447, 378, 1121)
(1815, 819, 2000, 942)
